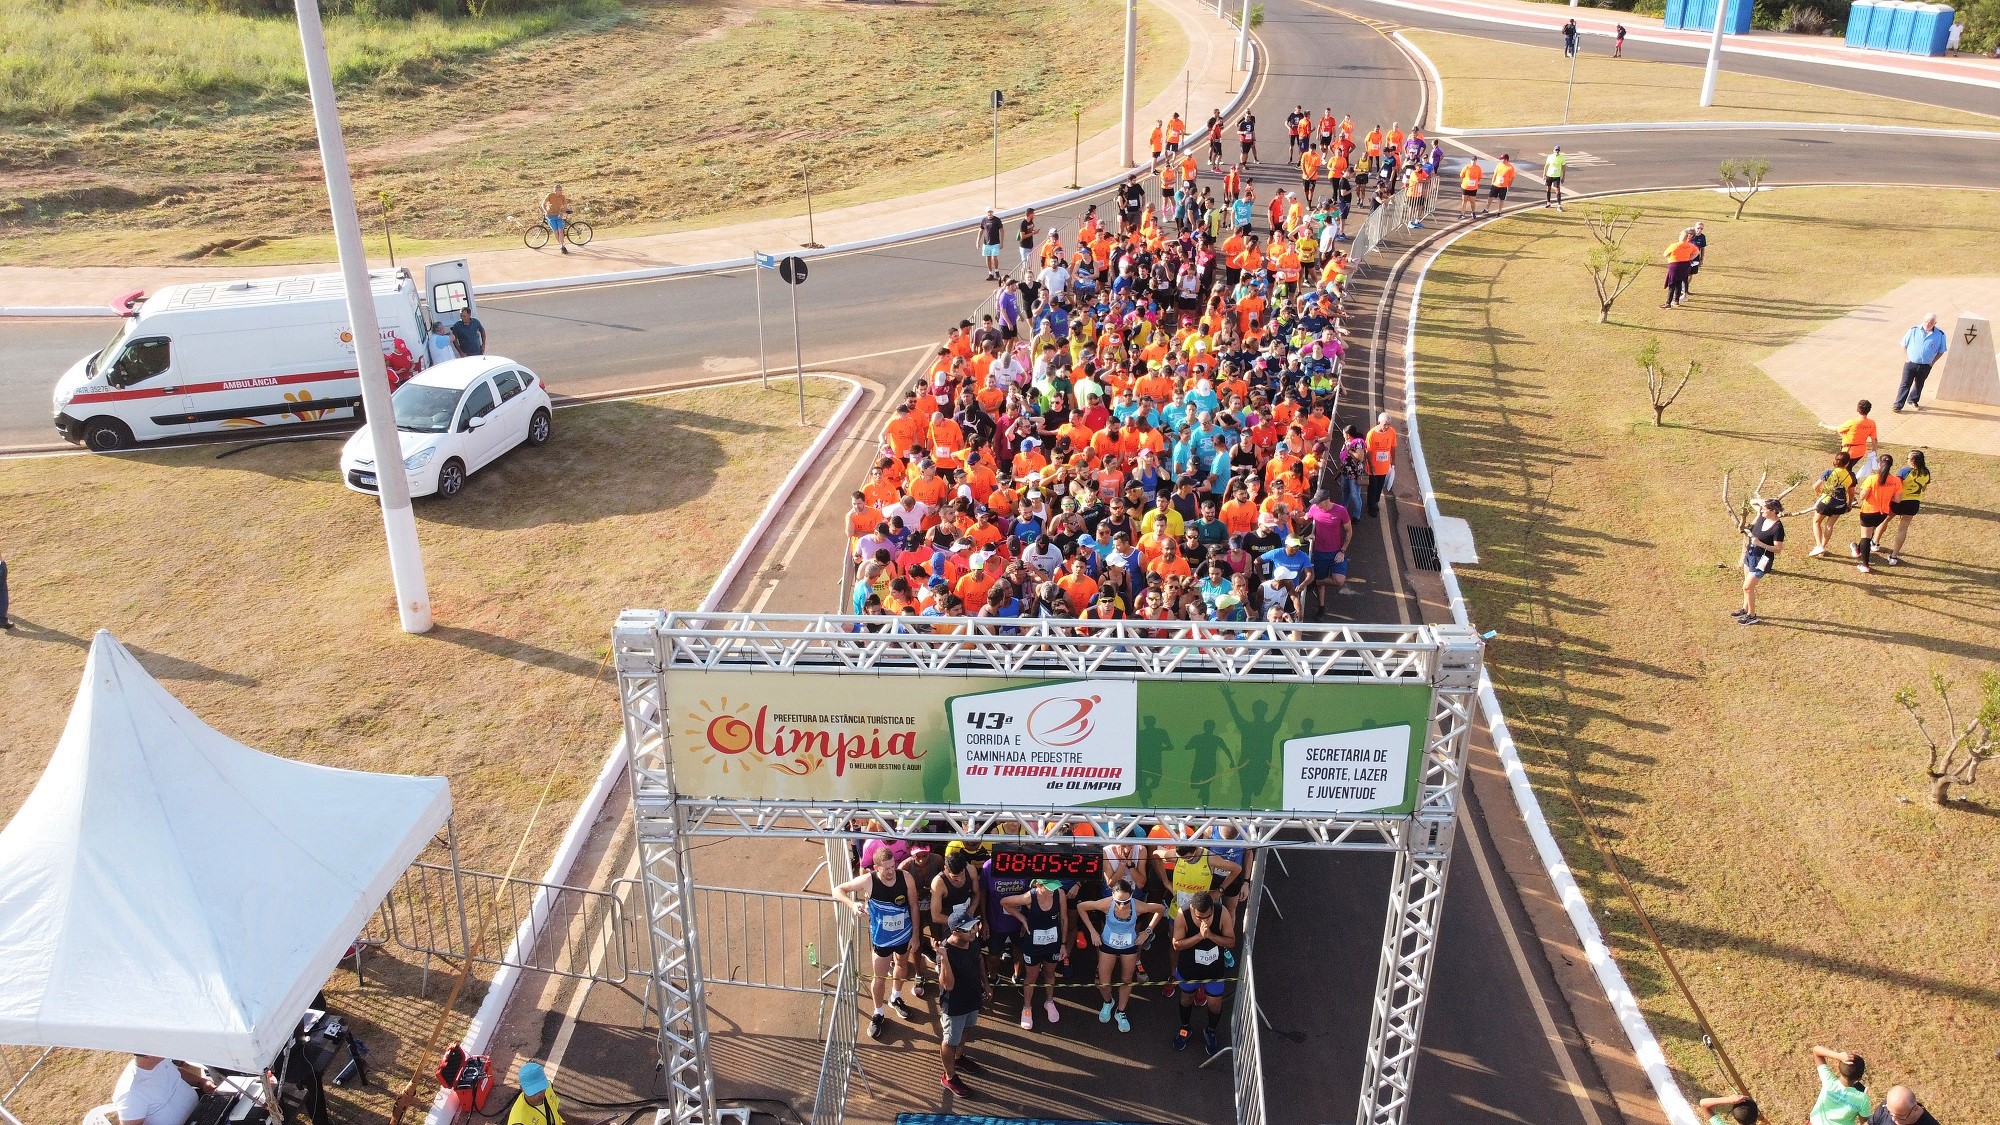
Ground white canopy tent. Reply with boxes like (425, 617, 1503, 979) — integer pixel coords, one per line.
(0, 631, 451, 1072)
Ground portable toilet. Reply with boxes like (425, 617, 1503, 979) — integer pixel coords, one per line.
(1866, 0, 1906, 47)
(1687, 0, 1717, 32)
(1844, 0, 1877, 46)
(1913, 3, 1954, 54)
(1723, 0, 1753, 34)
(1664, 0, 1689, 29)
(1887, 0, 1921, 51)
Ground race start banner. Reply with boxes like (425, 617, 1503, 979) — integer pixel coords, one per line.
(664, 670, 1433, 816)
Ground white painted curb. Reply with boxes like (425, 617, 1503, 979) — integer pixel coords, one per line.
(1437, 118, 2000, 139)
(1352, 0, 2000, 91)
(419, 375, 866, 1125)
(1397, 222, 1701, 1125)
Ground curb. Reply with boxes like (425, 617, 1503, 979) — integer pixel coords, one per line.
(1349, 0, 2000, 91)
(1393, 216, 1702, 1125)
(423, 373, 868, 1125)
(3, 44, 1262, 316)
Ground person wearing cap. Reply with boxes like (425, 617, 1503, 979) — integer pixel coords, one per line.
(935, 911, 991, 1097)
(1259, 534, 1315, 600)
(506, 1061, 563, 1125)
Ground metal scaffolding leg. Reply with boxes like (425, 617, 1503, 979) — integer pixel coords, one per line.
(616, 611, 719, 1125)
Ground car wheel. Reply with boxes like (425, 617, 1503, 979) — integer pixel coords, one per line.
(527, 408, 552, 447)
(82, 417, 133, 452)
(436, 458, 467, 498)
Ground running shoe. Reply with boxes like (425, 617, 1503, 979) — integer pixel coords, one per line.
(1020, 1009, 1034, 1030)
(1850, 543, 1861, 558)
(1115, 1010, 1132, 1033)
(1857, 563, 1872, 574)
(1737, 614, 1760, 625)
(1204, 1028, 1221, 1055)
(1882, 555, 1901, 566)
(890, 997, 915, 1021)
(941, 1074, 971, 1097)
(1808, 547, 1827, 558)
(1045, 1000, 1060, 1024)
(1100, 1001, 1115, 1024)
(868, 1012, 884, 1040)
(1174, 1027, 1191, 1051)
(1730, 608, 1749, 619)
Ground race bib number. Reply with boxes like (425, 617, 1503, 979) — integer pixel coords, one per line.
(1106, 930, 1134, 950)
(1193, 946, 1220, 967)
(879, 911, 908, 934)
(1032, 926, 1059, 946)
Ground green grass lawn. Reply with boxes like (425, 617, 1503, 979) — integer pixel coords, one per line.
(0, 378, 845, 1123)
(1405, 28, 2000, 131)
(1413, 188, 2000, 1120)
(0, 0, 1181, 266)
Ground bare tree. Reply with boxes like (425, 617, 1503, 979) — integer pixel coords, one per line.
(1718, 158, 1772, 220)
(1580, 204, 1646, 323)
(1637, 337, 1695, 426)
(1719, 468, 1805, 533)
(1895, 671, 2000, 805)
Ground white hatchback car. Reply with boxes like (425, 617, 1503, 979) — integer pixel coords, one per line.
(339, 355, 552, 499)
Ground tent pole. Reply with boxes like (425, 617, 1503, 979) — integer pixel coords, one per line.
(445, 820, 474, 968)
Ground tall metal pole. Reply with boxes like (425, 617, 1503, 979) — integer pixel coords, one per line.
(789, 283, 806, 426)
(1070, 110, 1082, 189)
(1120, 0, 1139, 168)
(993, 98, 1002, 209)
(295, 0, 431, 635)
(754, 258, 768, 390)
(802, 163, 822, 249)
(1700, 0, 1728, 107)
(1563, 45, 1578, 124)
(1237, 0, 1252, 74)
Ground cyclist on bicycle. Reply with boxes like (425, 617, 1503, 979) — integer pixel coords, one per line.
(543, 183, 572, 254)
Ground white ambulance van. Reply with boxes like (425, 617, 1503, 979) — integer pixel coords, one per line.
(52, 261, 476, 451)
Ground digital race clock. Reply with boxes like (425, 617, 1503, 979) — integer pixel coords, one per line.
(991, 845, 1103, 879)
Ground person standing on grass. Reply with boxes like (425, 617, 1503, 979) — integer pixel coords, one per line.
(1543, 147, 1567, 209)
(978, 210, 1004, 281)
(1808, 1046, 1872, 1125)
(0, 542, 10, 629)
(1735, 498, 1783, 624)
(1851, 453, 1901, 574)
(1881, 449, 1930, 566)
(1614, 24, 1626, 56)
(1684, 222, 1708, 294)
(1662, 228, 1698, 308)
(1562, 18, 1579, 57)
(1830, 399, 1879, 469)
(935, 914, 990, 1098)
(1698, 1093, 1759, 1125)
(1809, 451, 1856, 558)
(1893, 313, 1947, 412)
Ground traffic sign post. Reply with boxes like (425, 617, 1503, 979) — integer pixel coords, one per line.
(753, 252, 776, 389)
(779, 255, 808, 425)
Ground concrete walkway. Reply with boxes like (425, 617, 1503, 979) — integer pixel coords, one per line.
(0, 0, 1243, 311)
(1758, 276, 2000, 456)
(1352, 0, 2000, 87)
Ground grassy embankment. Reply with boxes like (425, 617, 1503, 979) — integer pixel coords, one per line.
(0, 0, 1180, 266)
(1414, 187, 2000, 1121)
(1404, 27, 2000, 130)
(0, 377, 845, 1123)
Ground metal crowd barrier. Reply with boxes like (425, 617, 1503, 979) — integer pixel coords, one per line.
(375, 861, 636, 985)
(690, 885, 844, 995)
(810, 840, 868, 1125)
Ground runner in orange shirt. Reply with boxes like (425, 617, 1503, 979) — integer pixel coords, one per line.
(1484, 153, 1516, 215)
(1166, 112, 1187, 154)
(1457, 159, 1483, 220)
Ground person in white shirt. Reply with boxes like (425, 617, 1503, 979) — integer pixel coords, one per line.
(424, 321, 458, 368)
(1037, 261, 1070, 302)
(989, 348, 1027, 389)
(112, 1055, 213, 1125)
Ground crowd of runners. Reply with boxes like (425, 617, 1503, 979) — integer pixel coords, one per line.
(831, 829, 1254, 1097)
(841, 106, 1530, 628)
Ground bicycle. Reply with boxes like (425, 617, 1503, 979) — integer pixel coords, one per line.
(525, 213, 593, 250)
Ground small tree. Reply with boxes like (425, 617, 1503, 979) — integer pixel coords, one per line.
(1718, 158, 1772, 220)
(1895, 671, 2000, 805)
(1580, 204, 1646, 324)
(1637, 337, 1695, 425)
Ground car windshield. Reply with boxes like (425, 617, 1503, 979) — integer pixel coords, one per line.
(393, 382, 463, 433)
(88, 321, 134, 378)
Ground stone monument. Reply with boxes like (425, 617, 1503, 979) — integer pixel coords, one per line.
(1933, 313, 2000, 407)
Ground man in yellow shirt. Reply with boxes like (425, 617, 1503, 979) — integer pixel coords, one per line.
(507, 1062, 563, 1125)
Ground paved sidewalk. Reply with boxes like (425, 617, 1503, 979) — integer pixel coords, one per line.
(1759, 276, 2000, 457)
(1353, 0, 2000, 86)
(1, 0, 1242, 312)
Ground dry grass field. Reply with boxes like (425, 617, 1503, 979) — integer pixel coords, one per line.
(1413, 188, 2000, 1120)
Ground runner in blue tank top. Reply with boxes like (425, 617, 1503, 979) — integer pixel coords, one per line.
(1079, 878, 1166, 1032)
(833, 843, 921, 1041)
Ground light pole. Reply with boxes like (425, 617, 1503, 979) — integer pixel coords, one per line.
(1700, 0, 1728, 107)
(1237, 0, 1252, 74)
(1563, 42, 1578, 124)
(295, 0, 431, 634)
(992, 89, 1004, 209)
(801, 161, 823, 249)
(1120, 0, 1138, 167)
(1069, 109, 1082, 189)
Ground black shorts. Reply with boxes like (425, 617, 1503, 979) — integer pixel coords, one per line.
(1489, 185, 1508, 200)
(1209, 139, 1223, 155)
(872, 940, 911, 959)
(1461, 188, 1477, 200)
(1890, 499, 1921, 516)
(1816, 500, 1850, 517)
(1546, 176, 1563, 188)
(1859, 511, 1890, 529)
(1167, 139, 1181, 153)
(1022, 942, 1064, 967)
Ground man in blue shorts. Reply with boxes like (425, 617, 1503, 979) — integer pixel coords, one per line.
(542, 183, 571, 255)
(1306, 491, 1351, 618)
(1170, 891, 1235, 1055)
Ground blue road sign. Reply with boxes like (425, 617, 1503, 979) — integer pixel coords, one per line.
(755, 252, 779, 270)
